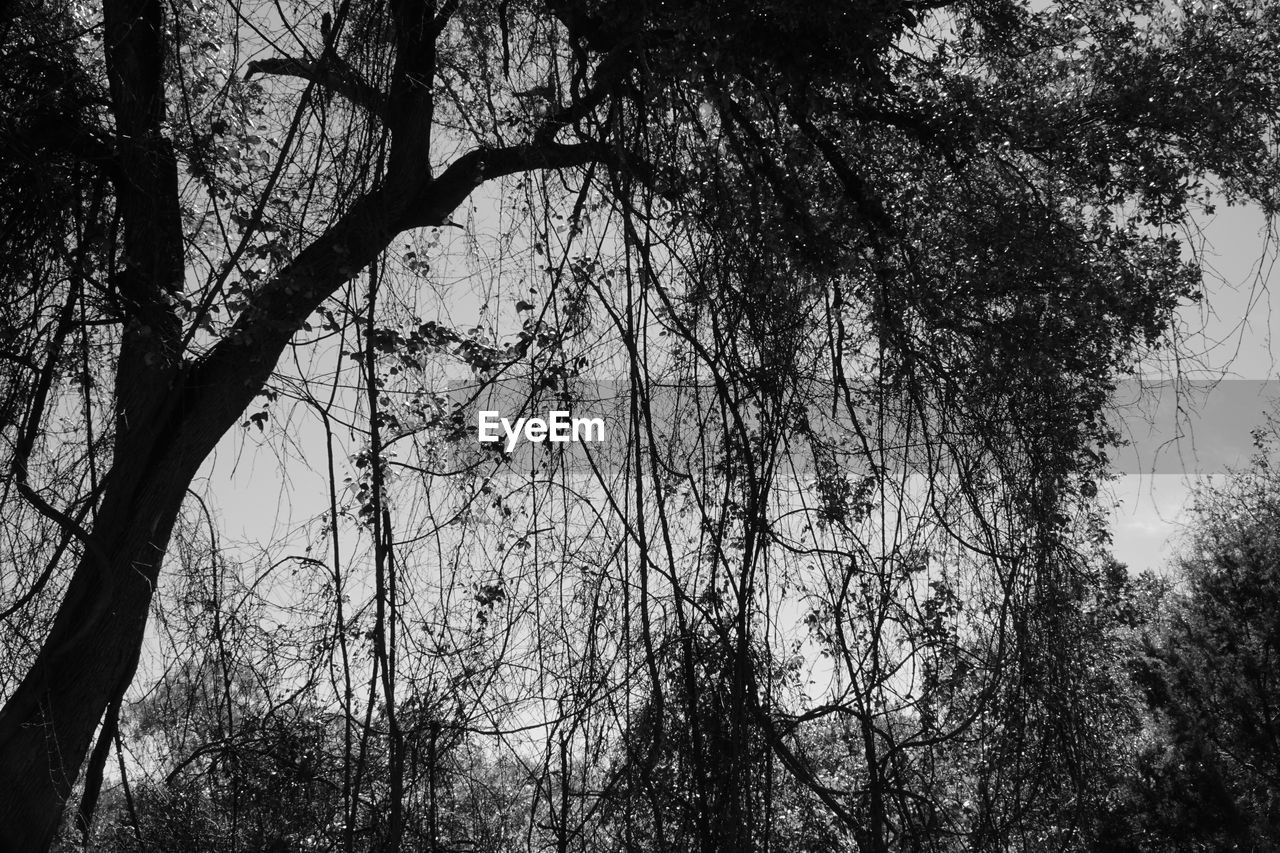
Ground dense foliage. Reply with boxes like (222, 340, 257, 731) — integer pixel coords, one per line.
(1099, 426, 1280, 852)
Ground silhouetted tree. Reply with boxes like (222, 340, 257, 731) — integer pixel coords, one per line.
(4, 0, 1280, 849)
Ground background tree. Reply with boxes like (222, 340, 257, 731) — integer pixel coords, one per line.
(1100, 419, 1280, 852)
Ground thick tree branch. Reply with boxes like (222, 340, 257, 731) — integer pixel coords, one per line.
(533, 42, 634, 145)
(101, 0, 185, 456)
(403, 140, 610, 227)
(245, 57, 389, 121)
(383, 0, 446, 186)
(543, 0, 640, 52)
(183, 139, 607, 458)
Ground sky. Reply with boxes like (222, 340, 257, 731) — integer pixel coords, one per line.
(1107, 199, 1278, 575)
(198, 185, 1280, 582)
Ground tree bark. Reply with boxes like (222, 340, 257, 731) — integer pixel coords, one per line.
(0, 457, 190, 850)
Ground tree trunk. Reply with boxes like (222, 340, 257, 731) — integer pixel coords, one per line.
(0, 197, 398, 849)
(0, 476, 185, 850)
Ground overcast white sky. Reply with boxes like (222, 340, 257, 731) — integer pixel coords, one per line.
(1109, 199, 1278, 575)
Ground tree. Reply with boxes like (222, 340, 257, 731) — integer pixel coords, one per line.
(3, 0, 1280, 849)
(1101, 420, 1280, 851)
